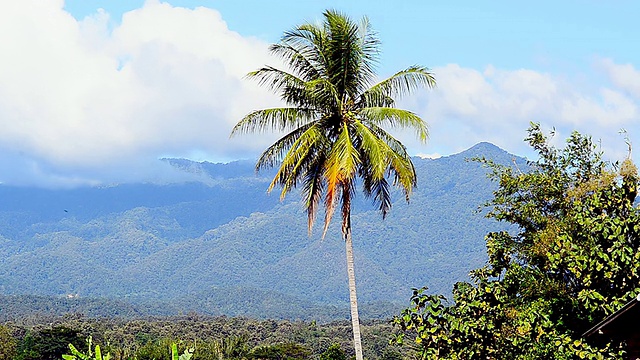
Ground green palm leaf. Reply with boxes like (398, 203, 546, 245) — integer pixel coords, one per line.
(359, 107, 429, 142)
(231, 9, 434, 360)
(256, 122, 316, 170)
(323, 123, 360, 238)
(231, 107, 316, 135)
(271, 124, 326, 198)
(360, 66, 435, 107)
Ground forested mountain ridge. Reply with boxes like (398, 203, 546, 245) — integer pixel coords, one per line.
(0, 142, 521, 320)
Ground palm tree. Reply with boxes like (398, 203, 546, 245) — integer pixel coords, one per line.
(231, 10, 435, 360)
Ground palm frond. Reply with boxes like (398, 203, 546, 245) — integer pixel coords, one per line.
(357, 16, 380, 93)
(270, 124, 327, 199)
(366, 123, 411, 157)
(350, 120, 395, 216)
(322, 123, 360, 238)
(360, 66, 435, 107)
(323, 10, 370, 103)
(281, 23, 328, 72)
(388, 148, 417, 202)
(255, 122, 315, 170)
(270, 43, 323, 82)
(358, 107, 429, 142)
(369, 177, 392, 217)
(246, 67, 325, 109)
(366, 123, 417, 201)
(352, 120, 386, 180)
(275, 21, 329, 82)
(304, 78, 341, 113)
(358, 92, 395, 108)
(301, 154, 326, 234)
(246, 66, 305, 96)
(231, 108, 316, 136)
(232, 10, 434, 240)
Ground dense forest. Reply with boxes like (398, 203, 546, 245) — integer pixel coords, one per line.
(0, 142, 515, 320)
(0, 314, 401, 360)
(1, 130, 639, 359)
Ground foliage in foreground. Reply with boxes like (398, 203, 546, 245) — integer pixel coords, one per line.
(394, 123, 639, 359)
(0, 315, 402, 360)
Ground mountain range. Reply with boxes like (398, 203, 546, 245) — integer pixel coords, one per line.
(0, 142, 522, 321)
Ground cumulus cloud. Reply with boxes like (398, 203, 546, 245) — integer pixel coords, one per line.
(0, 1, 638, 187)
(401, 62, 640, 161)
(599, 58, 640, 100)
(0, 0, 280, 185)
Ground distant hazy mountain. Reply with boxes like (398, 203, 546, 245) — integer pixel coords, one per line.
(0, 142, 522, 320)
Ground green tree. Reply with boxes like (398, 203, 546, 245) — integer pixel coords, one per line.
(394, 123, 638, 359)
(231, 10, 434, 360)
(319, 344, 346, 360)
(0, 325, 17, 360)
(196, 336, 249, 360)
(16, 326, 85, 360)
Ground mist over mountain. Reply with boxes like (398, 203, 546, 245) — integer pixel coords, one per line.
(0, 142, 522, 320)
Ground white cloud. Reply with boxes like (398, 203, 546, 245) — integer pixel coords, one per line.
(415, 153, 441, 159)
(559, 88, 637, 127)
(402, 62, 640, 162)
(0, 1, 638, 187)
(0, 0, 280, 185)
(599, 58, 640, 99)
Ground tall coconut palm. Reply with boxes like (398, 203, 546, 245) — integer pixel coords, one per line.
(231, 10, 434, 360)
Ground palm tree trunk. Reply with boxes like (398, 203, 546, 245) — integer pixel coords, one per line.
(344, 212, 364, 360)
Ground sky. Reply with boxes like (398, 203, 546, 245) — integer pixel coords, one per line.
(1, 0, 639, 187)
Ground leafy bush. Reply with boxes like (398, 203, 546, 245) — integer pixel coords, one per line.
(249, 343, 311, 360)
(16, 326, 85, 360)
(0, 325, 17, 360)
(394, 124, 638, 359)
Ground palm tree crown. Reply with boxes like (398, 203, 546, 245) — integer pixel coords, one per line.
(232, 9, 435, 235)
(231, 10, 434, 359)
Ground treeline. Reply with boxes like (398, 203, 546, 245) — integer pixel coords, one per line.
(0, 142, 509, 310)
(393, 125, 640, 359)
(0, 314, 404, 360)
(0, 294, 402, 324)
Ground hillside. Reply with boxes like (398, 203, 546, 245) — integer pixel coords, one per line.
(0, 142, 522, 320)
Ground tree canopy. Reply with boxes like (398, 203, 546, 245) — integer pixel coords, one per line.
(231, 9, 435, 236)
(394, 123, 639, 359)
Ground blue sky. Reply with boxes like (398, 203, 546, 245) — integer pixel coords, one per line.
(64, 1, 640, 72)
(0, 1, 639, 186)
